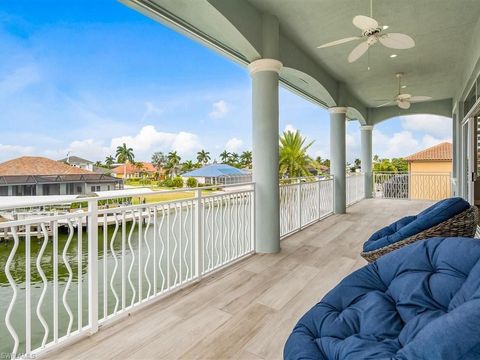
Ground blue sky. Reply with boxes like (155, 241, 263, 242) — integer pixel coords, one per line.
(0, 0, 452, 163)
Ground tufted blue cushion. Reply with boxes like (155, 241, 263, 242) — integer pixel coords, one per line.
(363, 197, 470, 252)
(284, 237, 480, 360)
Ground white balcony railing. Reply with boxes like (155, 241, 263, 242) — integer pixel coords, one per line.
(373, 172, 452, 201)
(346, 173, 365, 206)
(0, 184, 254, 358)
(1, 175, 367, 358)
(279, 177, 334, 238)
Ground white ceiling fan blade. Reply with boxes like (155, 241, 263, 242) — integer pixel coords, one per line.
(317, 36, 362, 48)
(352, 15, 379, 31)
(396, 100, 411, 109)
(409, 96, 432, 102)
(376, 101, 394, 108)
(379, 33, 415, 49)
(348, 41, 370, 63)
(397, 93, 412, 100)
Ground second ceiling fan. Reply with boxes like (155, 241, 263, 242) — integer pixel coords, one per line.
(376, 73, 432, 109)
(317, 1, 415, 63)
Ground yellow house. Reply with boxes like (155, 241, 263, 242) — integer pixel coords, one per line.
(404, 142, 452, 200)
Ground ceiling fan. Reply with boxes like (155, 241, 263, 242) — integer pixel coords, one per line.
(376, 73, 432, 109)
(317, 0, 415, 63)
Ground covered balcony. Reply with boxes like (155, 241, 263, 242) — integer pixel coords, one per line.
(48, 199, 433, 360)
(2, 0, 480, 358)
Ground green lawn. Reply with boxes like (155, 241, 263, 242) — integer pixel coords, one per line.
(131, 189, 215, 204)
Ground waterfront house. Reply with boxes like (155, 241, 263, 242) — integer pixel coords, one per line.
(112, 162, 158, 179)
(182, 163, 251, 185)
(0, 156, 121, 196)
(58, 155, 94, 172)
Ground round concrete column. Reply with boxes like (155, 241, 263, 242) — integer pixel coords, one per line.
(361, 125, 374, 198)
(329, 107, 347, 214)
(248, 59, 282, 253)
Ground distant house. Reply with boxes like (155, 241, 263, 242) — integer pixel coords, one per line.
(182, 164, 251, 185)
(404, 142, 452, 200)
(58, 155, 94, 172)
(0, 156, 122, 196)
(112, 162, 158, 179)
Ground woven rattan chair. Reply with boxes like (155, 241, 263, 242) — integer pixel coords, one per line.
(361, 205, 478, 263)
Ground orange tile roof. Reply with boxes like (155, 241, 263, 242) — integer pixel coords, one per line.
(112, 162, 157, 174)
(0, 156, 93, 176)
(404, 142, 452, 161)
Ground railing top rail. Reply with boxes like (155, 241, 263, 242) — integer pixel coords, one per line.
(0, 182, 256, 211)
(279, 175, 333, 181)
(373, 172, 452, 175)
(0, 210, 92, 228)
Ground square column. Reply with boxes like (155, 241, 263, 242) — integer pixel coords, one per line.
(248, 59, 282, 253)
(329, 107, 347, 214)
(361, 125, 374, 198)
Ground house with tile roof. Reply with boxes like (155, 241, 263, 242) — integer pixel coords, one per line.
(0, 156, 122, 196)
(404, 142, 452, 200)
(112, 162, 159, 179)
(404, 142, 452, 173)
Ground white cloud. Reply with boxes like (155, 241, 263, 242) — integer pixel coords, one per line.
(225, 137, 244, 152)
(0, 144, 35, 161)
(400, 115, 452, 138)
(38, 125, 204, 163)
(284, 124, 297, 133)
(209, 100, 229, 119)
(0, 66, 41, 95)
(110, 125, 202, 160)
(421, 134, 451, 148)
(371, 129, 452, 159)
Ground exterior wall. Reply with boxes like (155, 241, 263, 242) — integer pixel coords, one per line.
(408, 160, 452, 200)
(86, 183, 116, 193)
(409, 161, 452, 173)
(0, 182, 119, 196)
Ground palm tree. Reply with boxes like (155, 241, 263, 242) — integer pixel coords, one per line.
(182, 160, 195, 172)
(220, 150, 230, 163)
(279, 130, 314, 178)
(228, 152, 239, 167)
(94, 161, 102, 167)
(240, 151, 252, 168)
(196, 150, 211, 165)
(166, 151, 181, 177)
(116, 143, 135, 178)
(105, 155, 115, 168)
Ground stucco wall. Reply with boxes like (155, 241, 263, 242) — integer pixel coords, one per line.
(408, 160, 452, 200)
(408, 161, 452, 173)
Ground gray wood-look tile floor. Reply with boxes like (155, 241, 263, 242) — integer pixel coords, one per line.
(46, 199, 432, 360)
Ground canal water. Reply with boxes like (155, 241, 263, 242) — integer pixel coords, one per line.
(0, 199, 251, 356)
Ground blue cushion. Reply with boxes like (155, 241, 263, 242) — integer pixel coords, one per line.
(363, 197, 470, 252)
(284, 237, 480, 360)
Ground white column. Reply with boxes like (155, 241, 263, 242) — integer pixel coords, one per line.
(361, 125, 373, 198)
(329, 107, 347, 214)
(248, 59, 282, 253)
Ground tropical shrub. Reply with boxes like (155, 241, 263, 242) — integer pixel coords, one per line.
(162, 178, 175, 187)
(172, 176, 184, 188)
(186, 177, 198, 188)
